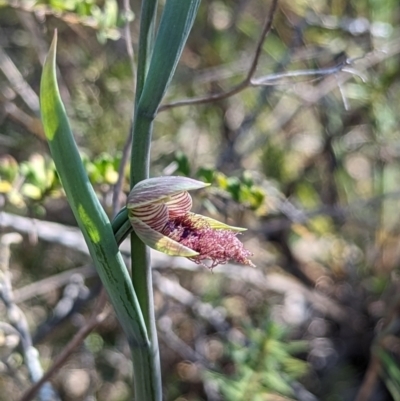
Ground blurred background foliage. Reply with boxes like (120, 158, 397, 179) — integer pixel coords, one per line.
(1, 0, 400, 400)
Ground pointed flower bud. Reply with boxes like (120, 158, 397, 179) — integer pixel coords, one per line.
(127, 176, 254, 268)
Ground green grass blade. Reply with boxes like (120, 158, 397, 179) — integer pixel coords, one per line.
(379, 349, 400, 401)
(40, 32, 163, 399)
(137, 0, 202, 117)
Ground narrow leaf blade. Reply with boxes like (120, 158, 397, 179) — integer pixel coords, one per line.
(40, 32, 148, 345)
(137, 0, 201, 116)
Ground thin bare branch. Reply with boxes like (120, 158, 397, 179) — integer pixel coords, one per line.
(13, 265, 96, 304)
(0, 46, 40, 115)
(354, 355, 381, 401)
(112, 135, 132, 218)
(1, 99, 45, 140)
(250, 58, 366, 86)
(158, 0, 279, 112)
(245, 0, 279, 82)
(153, 271, 228, 332)
(121, 0, 136, 79)
(17, 10, 48, 65)
(0, 233, 59, 401)
(158, 317, 212, 368)
(19, 290, 109, 401)
(354, 282, 400, 401)
(111, 0, 136, 218)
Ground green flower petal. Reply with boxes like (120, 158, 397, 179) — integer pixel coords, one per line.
(188, 212, 247, 232)
(127, 176, 209, 209)
(130, 217, 199, 257)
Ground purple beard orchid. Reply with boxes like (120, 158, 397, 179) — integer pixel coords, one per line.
(127, 176, 254, 268)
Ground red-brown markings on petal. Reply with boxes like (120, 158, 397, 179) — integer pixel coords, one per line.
(127, 177, 253, 267)
(165, 191, 192, 218)
(133, 202, 168, 232)
(127, 176, 208, 208)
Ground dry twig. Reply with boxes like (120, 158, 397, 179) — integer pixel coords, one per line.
(111, 0, 136, 218)
(19, 290, 109, 401)
(0, 233, 58, 401)
(158, 0, 279, 112)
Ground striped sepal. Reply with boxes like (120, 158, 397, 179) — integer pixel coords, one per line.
(165, 191, 192, 218)
(132, 202, 168, 232)
(127, 176, 209, 209)
(130, 217, 199, 257)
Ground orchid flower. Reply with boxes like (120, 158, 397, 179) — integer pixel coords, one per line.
(127, 176, 254, 268)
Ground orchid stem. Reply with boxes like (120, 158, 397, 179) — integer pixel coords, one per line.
(127, 2, 201, 399)
(130, 70, 162, 401)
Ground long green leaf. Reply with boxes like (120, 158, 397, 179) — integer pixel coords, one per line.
(135, 0, 158, 104)
(136, 0, 202, 118)
(40, 32, 160, 399)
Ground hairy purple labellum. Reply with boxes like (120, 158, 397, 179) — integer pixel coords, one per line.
(163, 213, 254, 268)
(127, 176, 254, 268)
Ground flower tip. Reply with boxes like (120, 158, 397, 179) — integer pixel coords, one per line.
(127, 176, 210, 209)
(232, 226, 247, 232)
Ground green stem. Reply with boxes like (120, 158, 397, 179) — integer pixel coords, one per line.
(129, 344, 160, 400)
(130, 104, 162, 400)
(130, 232, 161, 398)
(130, 114, 153, 185)
(128, 2, 201, 399)
(111, 207, 161, 400)
(130, 4, 161, 399)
